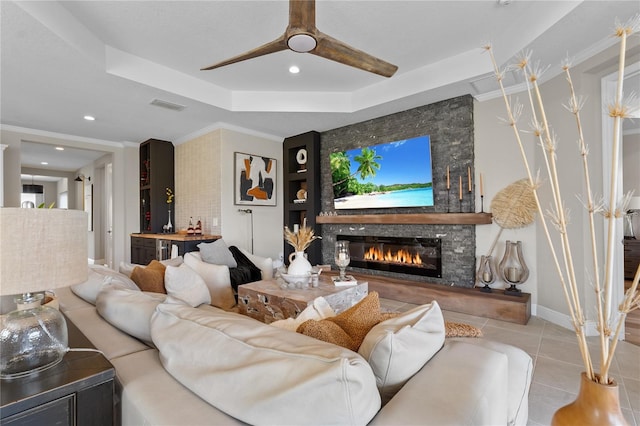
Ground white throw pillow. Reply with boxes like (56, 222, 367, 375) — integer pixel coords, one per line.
(183, 252, 236, 310)
(71, 265, 139, 305)
(358, 301, 445, 404)
(164, 264, 211, 307)
(96, 286, 167, 343)
(151, 303, 381, 426)
(270, 296, 335, 332)
(197, 239, 237, 268)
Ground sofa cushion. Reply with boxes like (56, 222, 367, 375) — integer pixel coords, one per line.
(297, 291, 382, 351)
(358, 301, 446, 404)
(71, 265, 140, 305)
(164, 264, 211, 307)
(130, 260, 166, 293)
(119, 256, 183, 277)
(370, 340, 509, 426)
(151, 303, 381, 426)
(96, 286, 167, 344)
(183, 252, 236, 310)
(198, 239, 237, 268)
(110, 349, 244, 426)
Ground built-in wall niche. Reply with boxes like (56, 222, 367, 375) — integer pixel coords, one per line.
(319, 95, 477, 287)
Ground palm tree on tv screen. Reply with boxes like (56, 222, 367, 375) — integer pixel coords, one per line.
(330, 147, 383, 198)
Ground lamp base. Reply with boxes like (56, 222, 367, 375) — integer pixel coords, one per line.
(0, 294, 68, 379)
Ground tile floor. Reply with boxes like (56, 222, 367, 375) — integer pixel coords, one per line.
(379, 298, 640, 426)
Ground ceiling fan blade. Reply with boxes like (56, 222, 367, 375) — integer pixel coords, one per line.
(288, 0, 315, 32)
(312, 32, 398, 78)
(201, 34, 288, 71)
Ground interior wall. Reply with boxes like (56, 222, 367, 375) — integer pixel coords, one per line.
(624, 132, 640, 236)
(175, 130, 222, 235)
(175, 127, 283, 260)
(474, 98, 538, 306)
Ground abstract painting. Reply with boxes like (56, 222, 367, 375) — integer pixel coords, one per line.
(234, 152, 277, 206)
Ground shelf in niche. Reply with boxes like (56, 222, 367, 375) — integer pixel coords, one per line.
(316, 212, 492, 225)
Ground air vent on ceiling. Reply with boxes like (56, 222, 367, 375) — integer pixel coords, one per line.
(150, 98, 186, 112)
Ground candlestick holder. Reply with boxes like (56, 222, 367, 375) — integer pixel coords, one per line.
(459, 199, 462, 213)
(447, 189, 451, 213)
(480, 195, 485, 213)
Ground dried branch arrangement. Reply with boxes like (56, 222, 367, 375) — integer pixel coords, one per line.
(284, 219, 321, 252)
(484, 15, 640, 385)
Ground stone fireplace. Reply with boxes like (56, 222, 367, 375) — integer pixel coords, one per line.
(338, 235, 442, 278)
(318, 95, 477, 288)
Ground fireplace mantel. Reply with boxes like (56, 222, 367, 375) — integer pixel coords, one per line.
(316, 212, 492, 225)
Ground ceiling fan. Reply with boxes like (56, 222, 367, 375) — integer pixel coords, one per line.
(201, 0, 398, 78)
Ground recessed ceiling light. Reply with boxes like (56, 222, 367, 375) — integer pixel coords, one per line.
(55, 146, 64, 151)
(83, 115, 95, 121)
(41, 162, 48, 165)
(289, 66, 300, 74)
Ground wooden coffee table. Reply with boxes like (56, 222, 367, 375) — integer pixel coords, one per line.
(237, 275, 368, 323)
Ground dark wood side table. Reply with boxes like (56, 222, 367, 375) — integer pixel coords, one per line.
(0, 315, 118, 425)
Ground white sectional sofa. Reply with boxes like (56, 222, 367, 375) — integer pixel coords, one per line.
(55, 264, 533, 426)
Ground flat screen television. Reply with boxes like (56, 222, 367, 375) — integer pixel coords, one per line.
(330, 134, 433, 210)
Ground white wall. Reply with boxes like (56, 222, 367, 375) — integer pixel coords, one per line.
(474, 98, 539, 307)
(475, 44, 639, 331)
(219, 128, 283, 260)
(0, 126, 138, 269)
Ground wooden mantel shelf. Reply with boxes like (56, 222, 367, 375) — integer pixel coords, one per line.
(316, 212, 492, 225)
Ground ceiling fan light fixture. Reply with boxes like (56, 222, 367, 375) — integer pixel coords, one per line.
(287, 34, 316, 53)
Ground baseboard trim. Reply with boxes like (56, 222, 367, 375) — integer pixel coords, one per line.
(535, 305, 599, 336)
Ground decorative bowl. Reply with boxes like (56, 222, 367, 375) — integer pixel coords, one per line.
(280, 273, 311, 288)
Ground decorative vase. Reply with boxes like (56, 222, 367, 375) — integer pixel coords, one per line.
(551, 372, 628, 426)
(288, 251, 312, 276)
(166, 210, 173, 233)
(476, 255, 497, 292)
(498, 240, 529, 296)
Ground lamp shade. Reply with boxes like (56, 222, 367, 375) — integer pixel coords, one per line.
(0, 208, 88, 295)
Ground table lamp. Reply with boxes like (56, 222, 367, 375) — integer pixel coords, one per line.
(0, 208, 87, 379)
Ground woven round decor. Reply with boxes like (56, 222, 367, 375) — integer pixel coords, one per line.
(491, 179, 537, 229)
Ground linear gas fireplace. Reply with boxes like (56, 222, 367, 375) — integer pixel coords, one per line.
(337, 235, 442, 278)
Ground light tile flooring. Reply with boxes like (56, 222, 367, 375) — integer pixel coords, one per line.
(379, 298, 640, 426)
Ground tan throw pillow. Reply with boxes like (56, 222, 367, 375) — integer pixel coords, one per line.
(131, 260, 167, 294)
(297, 291, 382, 351)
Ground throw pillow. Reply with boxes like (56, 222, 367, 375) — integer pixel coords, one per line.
(297, 291, 382, 351)
(183, 252, 236, 310)
(130, 260, 166, 293)
(71, 265, 140, 305)
(198, 239, 237, 268)
(358, 301, 446, 404)
(96, 286, 167, 343)
(164, 264, 211, 307)
(270, 297, 335, 332)
(119, 256, 183, 278)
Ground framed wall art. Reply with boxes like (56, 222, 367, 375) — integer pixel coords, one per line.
(234, 152, 277, 206)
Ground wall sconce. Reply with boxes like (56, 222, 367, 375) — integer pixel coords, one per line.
(74, 175, 90, 182)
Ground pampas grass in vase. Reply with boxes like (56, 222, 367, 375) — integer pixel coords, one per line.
(484, 14, 639, 421)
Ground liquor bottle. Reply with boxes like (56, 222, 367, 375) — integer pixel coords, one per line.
(195, 217, 202, 235)
(187, 217, 194, 235)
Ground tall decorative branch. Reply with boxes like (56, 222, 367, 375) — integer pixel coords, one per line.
(483, 14, 640, 384)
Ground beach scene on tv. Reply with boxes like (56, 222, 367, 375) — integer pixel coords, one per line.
(330, 135, 434, 209)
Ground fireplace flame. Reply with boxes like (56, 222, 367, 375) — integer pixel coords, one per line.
(364, 246, 423, 265)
